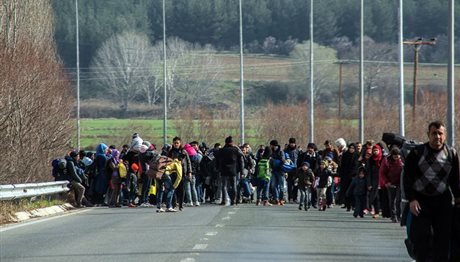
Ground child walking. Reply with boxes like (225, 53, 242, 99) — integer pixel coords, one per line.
(347, 166, 368, 218)
(297, 162, 315, 211)
(315, 160, 332, 211)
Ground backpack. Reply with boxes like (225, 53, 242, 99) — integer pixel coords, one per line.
(51, 158, 68, 180)
(146, 155, 172, 179)
(118, 162, 127, 179)
(256, 159, 271, 180)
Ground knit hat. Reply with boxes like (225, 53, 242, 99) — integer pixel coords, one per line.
(140, 145, 148, 153)
(69, 151, 78, 158)
(270, 140, 279, 146)
(302, 162, 310, 168)
(131, 163, 139, 172)
(289, 138, 296, 144)
(307, 143, 316, 149)
(132, 133, 139, 138)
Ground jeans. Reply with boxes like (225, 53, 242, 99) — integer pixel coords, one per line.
(195, 176, 204, 203)
(271, 172, 285, 201)
(257, 179, 270, 201)
(221, 176, 237, 204)
(239, 177, 253, 198)
(184, 175, 198, 204)
(157, 175, 174, 209)
(298, 187, 312, 208)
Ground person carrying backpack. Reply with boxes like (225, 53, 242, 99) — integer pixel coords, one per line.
(403, 121, 460, 262)
(255, 146, 272, 206)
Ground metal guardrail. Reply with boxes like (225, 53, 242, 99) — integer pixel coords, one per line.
(0, 181, 70, 201)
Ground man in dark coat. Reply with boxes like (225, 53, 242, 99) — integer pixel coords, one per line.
(215, 136, 244, 206)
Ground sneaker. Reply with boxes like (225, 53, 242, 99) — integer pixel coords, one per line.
(156, 207, 165, 213)
(372, 214, 380, 219)
(263, 200, 272, 206)
(166, 207, 177, 212)
(194, 202, 200, 207)
(184, 202, 193, 207)
(128, 203, 136, 208)
(256, 200, 260, 206)
(298, 205, 302, 210)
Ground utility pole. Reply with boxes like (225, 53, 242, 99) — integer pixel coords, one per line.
(403, 38, 436, 121)
(75, 0, 80, 150)
(447, 0, 455, 147)
(239, 0, 245, 144)
(162, 0, 167, 146)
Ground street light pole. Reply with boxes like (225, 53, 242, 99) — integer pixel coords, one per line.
(239, 0, 245, 144)
(398, 0, 405, 137)
(447, 0, 455, 147)
(75, 0, 80, 150)
(403, 38, 436, 121)
(309, 0, 314, 143)
(359, 0, 364, 143)
(162, 0, 167, 146)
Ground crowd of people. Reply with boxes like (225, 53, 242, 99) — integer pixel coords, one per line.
(53, 121, 459, 261)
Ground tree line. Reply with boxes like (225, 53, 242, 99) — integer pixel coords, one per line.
(53, 0, 459, 69)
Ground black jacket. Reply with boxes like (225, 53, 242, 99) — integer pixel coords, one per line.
(216, 144, 244, 177)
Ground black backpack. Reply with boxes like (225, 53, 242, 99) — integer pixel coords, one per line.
(51, 158, 68, 181)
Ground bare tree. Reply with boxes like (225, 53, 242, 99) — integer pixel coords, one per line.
(152, 37, 223, 109)
(0, 0, 74, 183)
(91, 32, 156, 113)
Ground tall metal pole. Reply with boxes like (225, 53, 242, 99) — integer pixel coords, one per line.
(75, 0, 80, 150)
(359, 0, 364, 143)
(162, 0, 167, 145)
(412, 46, 420, 121)
(309, 0, 314, 143)
(398, 0, 405, 136)
(447, 0, 455, 147)
(239, 0, 245, 144)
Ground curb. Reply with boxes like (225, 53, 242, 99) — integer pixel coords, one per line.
(10, 203, 75, 222)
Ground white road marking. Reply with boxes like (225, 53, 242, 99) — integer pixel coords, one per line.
(180, 258, 196, 262)
(200, 238, 209, 241)
(222, 216, 231, 220)
(215, 224, 225, 228)
(228, 211, 236, 215)
(205, 231, 218, 236)
(192, 244, 208, 250)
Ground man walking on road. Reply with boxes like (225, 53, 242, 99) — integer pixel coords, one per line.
(403, 121, 460, 262)
(216, 136, 244, 206)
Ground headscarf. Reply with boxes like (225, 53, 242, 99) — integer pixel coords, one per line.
(371, 144, 383, 167)
(96, 143, 108, 157)
(111, 149, 120, 165)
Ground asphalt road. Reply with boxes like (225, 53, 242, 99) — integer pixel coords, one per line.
(0, 203, 411, 262)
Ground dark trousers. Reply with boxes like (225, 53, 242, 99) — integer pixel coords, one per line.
(387, 186, 401, 220)
(368, 187, 380, 213)
(451, 207, 460, 262)
(354, 194, 366, 217)
(339, 179, 352, 208)
(410, 193, 452, 262)
(140, 173, 152, 204)
(172, 174, 184, 209)
(287, 172, 298, 201)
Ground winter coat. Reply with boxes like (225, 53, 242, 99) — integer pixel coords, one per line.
(379, 156, 403, 187)
(216, 144, 244, 177)
(338, 150, 360, 182)
(347, 176, 367, 197)
(296, 168, 315, 189)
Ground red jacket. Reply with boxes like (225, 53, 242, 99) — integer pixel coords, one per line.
(379, 156, 403, 187)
